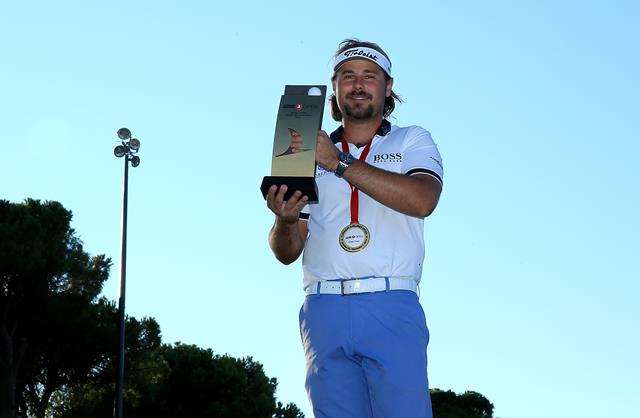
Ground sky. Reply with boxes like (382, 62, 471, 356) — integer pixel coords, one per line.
(1, 1, 639, 417)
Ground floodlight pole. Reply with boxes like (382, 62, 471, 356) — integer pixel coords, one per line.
(112, 128, 140, 418)
(114, 154, 129, 418)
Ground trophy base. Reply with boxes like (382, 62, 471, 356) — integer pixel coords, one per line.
(261, 176, 318, 203)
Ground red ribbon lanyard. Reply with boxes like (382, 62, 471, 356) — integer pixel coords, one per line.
(340, 137, 372, 224)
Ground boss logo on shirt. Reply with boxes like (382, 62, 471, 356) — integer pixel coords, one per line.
(372, 153, 402, 163)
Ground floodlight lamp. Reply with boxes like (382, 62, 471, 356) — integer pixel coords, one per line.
(129, 138, 140, 151)
(114, 145, 127, 158)
(130, 156, 141, 167)
(117, 127, 131, 140)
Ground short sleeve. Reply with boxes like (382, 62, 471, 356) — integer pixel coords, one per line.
(400, 126, 444, 186)
(299, 204, 310, 221)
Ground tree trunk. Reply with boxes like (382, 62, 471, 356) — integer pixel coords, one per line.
(33, 391, 52, 418)
(0, 321, 25, 418)
(33, 374, 56, 418)
(16, 389, 27, 418)
(0, 366, 16, 418)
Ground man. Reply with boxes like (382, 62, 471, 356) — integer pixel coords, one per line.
(266, 39, 443, 418)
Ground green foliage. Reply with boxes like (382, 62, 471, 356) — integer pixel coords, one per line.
(431, 388, 494, 418)
(52, 307, 166, 418)
(58, 342, 304, 418)
(1, 199, 304, 418)
(0, 199, 111, 418)
(147, 344, 277, 417)
(274, 401, 305, 418)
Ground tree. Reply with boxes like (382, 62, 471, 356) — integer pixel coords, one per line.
(59, 342, 305, 418)
(431, 388, 494, 418)
(0, 199, 111, 418)
(274, 401, 305, 418)
(53, 307, 165, 418)
(147, 343, 305, 418)
(1, 199, 305, 418)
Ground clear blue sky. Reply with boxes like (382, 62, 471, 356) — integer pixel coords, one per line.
(1, 1, 638, 417)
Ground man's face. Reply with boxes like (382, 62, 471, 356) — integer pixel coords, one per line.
(333, 59, 393, 121)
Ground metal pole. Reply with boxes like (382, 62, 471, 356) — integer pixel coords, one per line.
(114, 156, 129, 418)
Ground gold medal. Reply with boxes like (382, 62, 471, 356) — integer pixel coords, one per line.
(339, 223, 370, 252)
(338, 133, 377, 253)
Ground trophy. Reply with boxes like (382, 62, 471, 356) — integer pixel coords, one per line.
(260, 85, 327, 203)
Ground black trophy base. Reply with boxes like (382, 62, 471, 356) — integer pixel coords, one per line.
(261, 176, 318, 203)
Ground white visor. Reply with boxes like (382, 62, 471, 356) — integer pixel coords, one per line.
(333, 47, 392, 77)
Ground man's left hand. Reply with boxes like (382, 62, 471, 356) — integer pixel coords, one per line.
(316, 130, 339, 172)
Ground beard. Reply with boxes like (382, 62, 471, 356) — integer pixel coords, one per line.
(341, 91, 380, 121)
(343, 102, 376, 120)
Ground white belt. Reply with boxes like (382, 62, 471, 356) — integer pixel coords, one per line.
(305, 277, 418, 296)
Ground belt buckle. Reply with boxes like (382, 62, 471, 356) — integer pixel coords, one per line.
(340, 279, 359, 296)
(340, 280, 348, 296)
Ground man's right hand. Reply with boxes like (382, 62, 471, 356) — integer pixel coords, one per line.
(266, 185, 308, 224)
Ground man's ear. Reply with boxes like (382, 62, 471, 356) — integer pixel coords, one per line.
(386, 77, 394, 97)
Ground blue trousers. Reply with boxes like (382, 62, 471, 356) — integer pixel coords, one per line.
(299, 290, 433, 418)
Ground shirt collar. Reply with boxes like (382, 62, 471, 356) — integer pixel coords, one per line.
(329, 119, 392, 144)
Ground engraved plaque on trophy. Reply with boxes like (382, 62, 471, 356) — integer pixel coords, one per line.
(260, 85, 327, 203)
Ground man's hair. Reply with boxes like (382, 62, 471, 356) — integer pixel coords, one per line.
(330, 38, 403, 122)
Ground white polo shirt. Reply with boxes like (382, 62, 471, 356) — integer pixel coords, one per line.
(300, 120, 444, 290)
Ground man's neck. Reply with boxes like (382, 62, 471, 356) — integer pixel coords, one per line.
(342, 116, 384, 147)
